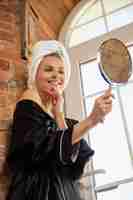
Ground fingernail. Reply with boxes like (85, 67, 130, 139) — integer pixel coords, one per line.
(53, 99, 56, 105)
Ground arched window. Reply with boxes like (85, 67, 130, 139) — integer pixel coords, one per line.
(60, 0, 133, 47)
(60, 1, 133, 200)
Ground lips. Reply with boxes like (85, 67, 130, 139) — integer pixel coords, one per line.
(48, 80, 58, 86)
(48, 80, 63, 86)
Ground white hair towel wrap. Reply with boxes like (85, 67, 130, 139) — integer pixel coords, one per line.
(28, 40, 71, 89)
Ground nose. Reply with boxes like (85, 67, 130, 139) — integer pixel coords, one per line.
(51, 70, 59, 79)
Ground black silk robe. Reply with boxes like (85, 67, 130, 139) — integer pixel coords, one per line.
(6, 100, 94, 200)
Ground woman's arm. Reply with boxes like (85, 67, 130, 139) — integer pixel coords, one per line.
(72, 88, 113, 144)
(53, 88, 113, 144)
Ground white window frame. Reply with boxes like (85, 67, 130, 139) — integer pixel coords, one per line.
(59, 1, 133, 199)
(61, 26, 133, 199)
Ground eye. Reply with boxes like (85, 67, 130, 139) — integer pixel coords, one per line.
(43, 65, 53, 72)
(59, 70, 64, 74)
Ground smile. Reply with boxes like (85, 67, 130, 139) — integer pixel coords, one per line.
(48, 80, 63, 86)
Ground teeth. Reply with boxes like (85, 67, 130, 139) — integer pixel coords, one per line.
(48, 80, 63, 86)
(48, 81, 57, 84)
(48, 81, 59, 87)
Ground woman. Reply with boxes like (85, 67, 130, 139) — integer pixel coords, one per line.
(6, 40, 113, 200)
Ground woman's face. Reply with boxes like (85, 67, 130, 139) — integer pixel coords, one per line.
(35, 55, 65, 95)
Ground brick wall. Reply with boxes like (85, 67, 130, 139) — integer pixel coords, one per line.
(0, 0, 27, 199)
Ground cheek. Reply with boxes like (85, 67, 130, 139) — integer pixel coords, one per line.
(35, 71, 48, 89)
(58, 83, 65, 93)
(59, 79, 65, 89)
(36, 68, 48, 81)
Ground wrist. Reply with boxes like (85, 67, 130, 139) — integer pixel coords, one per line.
(87, 113, 99, 129)
(52, 103, 64, 117)
(55, 112, 67, 128)
(54, 111, 64, 118)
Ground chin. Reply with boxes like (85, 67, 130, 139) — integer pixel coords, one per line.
(58, 89, 64, 94)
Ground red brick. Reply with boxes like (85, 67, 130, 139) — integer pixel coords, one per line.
(0, 31, 15, 43)
(0, 40, 16, 49)
(0, 59, 9, 71)
(0, 5, 15, 14)
(0, 11, 15, 23)
(0, 21, 14, 33)
(0, 0, 8, 6)
(0, 70, 13, 83)
(0, 52, 20, 61)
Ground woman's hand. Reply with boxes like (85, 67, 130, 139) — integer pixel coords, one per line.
(39, 81, 64, 117)
(89, 87, 113, 126)
(46, 86, 66, 128)
(50, 88, 64, 118)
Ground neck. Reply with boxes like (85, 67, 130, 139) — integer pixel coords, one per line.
(31, 87, 53, 114)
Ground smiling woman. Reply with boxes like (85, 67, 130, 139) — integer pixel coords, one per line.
(36, 55, 64, 105)
(5, 40, 113, 200)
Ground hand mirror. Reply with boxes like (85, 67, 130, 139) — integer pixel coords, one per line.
(98, 38, 132, 86)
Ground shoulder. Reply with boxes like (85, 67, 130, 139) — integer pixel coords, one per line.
(13, 99, 54, 129)
(14, 88, 43, 118)
(16, 89, 42, 113)
(15, 100, 55, 127)
(19, 89, 39, 102)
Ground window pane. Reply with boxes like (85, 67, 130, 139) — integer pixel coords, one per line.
(107, 5, 133, 31)
(80, 60, 109, 96)
(97, 181, 133, 200)
(120, 83, 133, 151)
(69, 17, 106, 47)
(97, 189, 120, 200)
(75, 1, 102, 27)
(103, 0, 133, 14)
(85, 89, 133, 187)
(119, 182, 133, 200)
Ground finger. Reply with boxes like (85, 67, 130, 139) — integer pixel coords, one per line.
(96, 97, 112, 108)
(103, 104, 112, 115)
(44, 90, 55, 97)
(102, 92, 114, 100)
(103, 98, 113, 104)
(52, 99, 57, 105)
(44, 87, 57, 97)
(103, 87, 112, 95)
(101, 88, 111, 99)
(51, 95, 57, 105)
(97, 94, 111, 103)
(106, 87, 112, 94)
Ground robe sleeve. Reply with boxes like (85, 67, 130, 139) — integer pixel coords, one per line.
(6, 100, 80, 171)
(57, 118, 94, 180)
(65, 139, 94, 180)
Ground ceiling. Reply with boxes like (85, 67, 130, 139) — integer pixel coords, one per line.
(27, 0, 81, 40)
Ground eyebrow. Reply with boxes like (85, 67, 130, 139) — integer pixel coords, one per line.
(44, 64, 64, 69)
